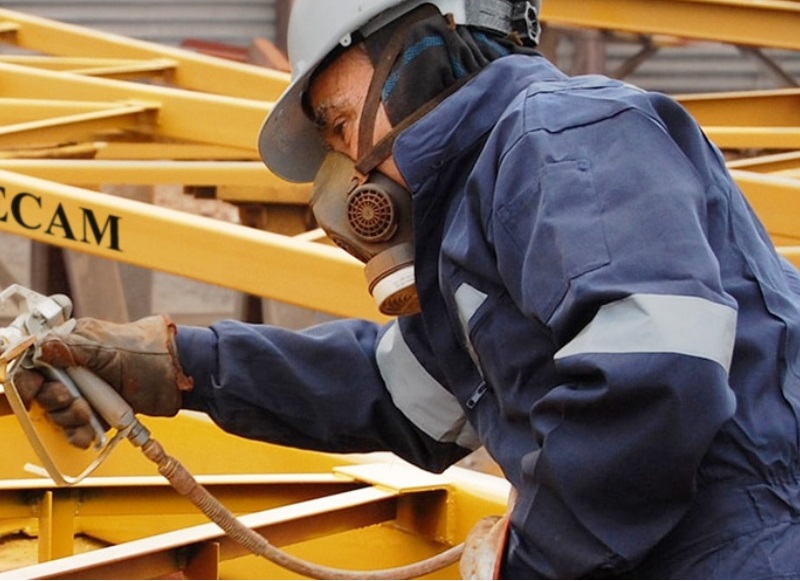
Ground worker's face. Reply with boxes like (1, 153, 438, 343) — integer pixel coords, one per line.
(307, 46, 406, 187)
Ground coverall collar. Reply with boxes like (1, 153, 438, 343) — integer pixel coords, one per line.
(392, 53, 566, 197)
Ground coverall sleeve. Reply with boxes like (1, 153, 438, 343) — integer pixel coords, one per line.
(176, 317, 473, 473)
(492, 99, 739, 576)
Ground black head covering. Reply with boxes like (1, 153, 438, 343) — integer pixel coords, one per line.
(363, 5, 538, 126)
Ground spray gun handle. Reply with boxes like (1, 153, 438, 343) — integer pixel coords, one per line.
(63, 366, 150, 446)
(61, 366, 134, 431)
(35, 363, 108, 449)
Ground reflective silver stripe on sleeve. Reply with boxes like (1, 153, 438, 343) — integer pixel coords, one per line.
(554, 293, 737, 371)
(455, 283, 488, 330)
(454, 283, 488, 369)
(376, 322, 481, 450)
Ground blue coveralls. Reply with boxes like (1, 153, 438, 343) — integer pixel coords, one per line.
(178, 55, 800, 578)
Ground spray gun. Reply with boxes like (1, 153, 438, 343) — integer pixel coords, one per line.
(0, 283, 150, 485)
(0, 284, 464, 579)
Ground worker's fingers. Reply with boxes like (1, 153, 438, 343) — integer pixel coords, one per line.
(36, 381, 77, 412)
(36, 336, 78, 369)
(47, 397, 92, 428)
(12, 368, 97, 451)
(12, 368, 45, 409)
(65, 425, 95, 450)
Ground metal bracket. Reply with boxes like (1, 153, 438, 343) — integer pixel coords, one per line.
(511, 1, 541, 46)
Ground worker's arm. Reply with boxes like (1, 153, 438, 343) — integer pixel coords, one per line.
(177, 315, 477, 473)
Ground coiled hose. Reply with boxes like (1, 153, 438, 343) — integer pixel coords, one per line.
(140, 438, 464, 579)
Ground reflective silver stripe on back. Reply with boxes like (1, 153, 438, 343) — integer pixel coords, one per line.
(555, 293, 737, 371)
(376, 322, 480, 450)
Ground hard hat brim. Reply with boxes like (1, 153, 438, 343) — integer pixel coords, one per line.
(257, 74, 327, 184)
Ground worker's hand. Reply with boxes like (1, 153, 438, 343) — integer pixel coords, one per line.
(13, 368, 99, 449)
(13, 315, 194, 449)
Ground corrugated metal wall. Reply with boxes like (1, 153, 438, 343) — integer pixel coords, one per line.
(548, 31, 800, 94)
(0, 2, 798, 93)
(605, 42, 800, 94)
(0, 0, 278, 47)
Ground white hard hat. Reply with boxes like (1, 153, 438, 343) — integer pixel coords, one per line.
(258, 0, 541, 183)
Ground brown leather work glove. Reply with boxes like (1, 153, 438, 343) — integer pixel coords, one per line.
(13, 315, 194, 449)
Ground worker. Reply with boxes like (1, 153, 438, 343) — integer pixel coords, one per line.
(14, 0, 800, 578)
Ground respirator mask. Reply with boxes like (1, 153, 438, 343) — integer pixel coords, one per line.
(311, 151, 419, 317)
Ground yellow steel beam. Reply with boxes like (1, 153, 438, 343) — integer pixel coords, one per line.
(0, 412, 504, 580)
(678, 88, 800, 128)
(731, 170, 800, 246)
(92, 142, 258, 161)
(676, 89, 800, 149)
(0, 99, 126, 124)
(0, 56, 178, 81)
(0, 143, 100, 161)
(781, 247, 800, 266)
(0, 159, 303, 191)
(541, 0, 800, 50)
(37, 490, 76, 562)
(0, 9, 290, 102)
(0, 22, 19, 36)
(728, 151, 800, 173)
(0, 479, 34, 540)
(703, 127, 800, 150)
(53, 475, 361, 546)
(0, 160, 312, 206)
(0, 61, 271, 154)
(1, 486, 402, 580)
(0, 473, 357, 491)
(0, 169, 385, 322)
(0, 102, 159, 149)
(770, 170, 800, 179)
(0, 459, 467, 579)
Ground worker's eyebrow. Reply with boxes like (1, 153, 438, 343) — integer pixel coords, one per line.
(311, 97, 348, 130)
(311, 102, 333, 129)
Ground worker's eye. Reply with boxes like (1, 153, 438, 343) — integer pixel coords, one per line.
(332, 119, 346, 139)
(324, 117, 352, 154)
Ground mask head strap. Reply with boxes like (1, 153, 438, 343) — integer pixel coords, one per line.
(356, 6, 438, 172)
(355, 10, 479, 176)
(354, 80, 464, 176)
